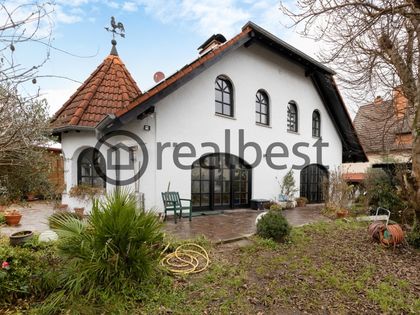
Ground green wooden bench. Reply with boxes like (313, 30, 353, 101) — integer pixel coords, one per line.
(161, 191, 192, 223)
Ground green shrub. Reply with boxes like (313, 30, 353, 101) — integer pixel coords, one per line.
(269, 203, 283, 211)
(0, 237, 60, 304)
(363, 168, 406, 219)
(256, 210, 291, 242)
(407, 222, 420, 249)
(48, 211, 81, 229)
(48, 189, 164, 303)
(0, 212, 5, 225)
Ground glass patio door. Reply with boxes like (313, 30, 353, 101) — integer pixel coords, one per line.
(191, 154, 251, 211)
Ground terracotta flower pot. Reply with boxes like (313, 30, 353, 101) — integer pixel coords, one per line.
(57, 204, 69, 211)
(336, 209, 348, 218)
(74, 207, 85, 218)
(5, 213, 22, 226)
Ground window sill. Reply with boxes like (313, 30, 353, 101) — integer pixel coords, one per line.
(215, 113, 236, 120)
(256, 122, 272, 128)
(287, 130, 300, 135)
(312, 136, 321, 140)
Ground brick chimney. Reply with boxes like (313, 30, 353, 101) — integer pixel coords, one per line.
(198, 34, 227, 55)
(393, 87, 407, 118)
(374, 96, 383, 106)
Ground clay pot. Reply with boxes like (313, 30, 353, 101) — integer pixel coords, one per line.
(9, 230, 33, 246)
(74, 207, 85, 218)
(56, 204, 69, 211)
(297, 200, 306, 207)
(5, 213, 22, 226)
(336, 209, 348, 218)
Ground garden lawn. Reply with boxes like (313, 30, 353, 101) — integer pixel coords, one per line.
(1, 221, 419, 314)
(140, 221, 420, 314)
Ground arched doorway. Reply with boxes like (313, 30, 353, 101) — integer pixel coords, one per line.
(191, 154, 252, 211)
(300, 164, 328, 203)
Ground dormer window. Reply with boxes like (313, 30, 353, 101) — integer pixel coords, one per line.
(215, 76, 233, 117)
(255, 90, 269, 125)
(287, 101, 298, 132)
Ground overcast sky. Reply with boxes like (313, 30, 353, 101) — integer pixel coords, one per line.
(6, 0, 346, 116)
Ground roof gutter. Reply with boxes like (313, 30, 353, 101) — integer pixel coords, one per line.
(96, 113, 117, 131)
(52, 125, 95, 135)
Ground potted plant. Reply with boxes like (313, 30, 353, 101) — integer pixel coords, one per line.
(69, 184, 104, 218)
(336, 208, 349, 218)
(4, 209, 22, 226)
(9, 230, 33, 246)
(74, 207, 85, 218)
(295, 197, 308, 207)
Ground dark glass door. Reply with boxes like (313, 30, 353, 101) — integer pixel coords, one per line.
(191, 154, 251, 211)
(300, 164, 328, 203)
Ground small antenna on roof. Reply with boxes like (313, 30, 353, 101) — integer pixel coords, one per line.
(153, 71, 165, 83)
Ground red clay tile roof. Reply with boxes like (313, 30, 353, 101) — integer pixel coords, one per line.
(51, 52, 141, 129)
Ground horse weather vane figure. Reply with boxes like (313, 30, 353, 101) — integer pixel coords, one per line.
(105, 16, 125, 39)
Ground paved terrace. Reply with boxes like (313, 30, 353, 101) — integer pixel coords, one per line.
(1, 202, 329, 243)
(164, 204, 329, 242)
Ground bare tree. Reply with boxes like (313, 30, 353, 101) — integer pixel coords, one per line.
(0, 1, 54, 202)
(280, 0, 420, 218)
(0, 1, 54, 87)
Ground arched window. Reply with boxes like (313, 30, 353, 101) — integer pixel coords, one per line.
(312, 110, 321, 137)
(287, 101, 298, 132)
(77, 148, 106, 188)
(255, 90, 269, 125)
(215, 76, 233, 117)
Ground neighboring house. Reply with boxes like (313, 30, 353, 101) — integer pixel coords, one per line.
(343, 89, 413, 183)
(51, 22, 366, 212)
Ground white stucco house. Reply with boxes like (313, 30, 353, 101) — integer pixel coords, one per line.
(51, 22, 366, 213)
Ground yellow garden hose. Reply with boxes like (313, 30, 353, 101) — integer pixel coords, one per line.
(160, 243, 210, 274)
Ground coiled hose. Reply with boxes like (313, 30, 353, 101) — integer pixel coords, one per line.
(160, 243, 210, 274)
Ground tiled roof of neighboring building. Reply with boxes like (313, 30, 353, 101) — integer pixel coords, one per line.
(51, 46, 141, 129)
(353, 100, 413, 154)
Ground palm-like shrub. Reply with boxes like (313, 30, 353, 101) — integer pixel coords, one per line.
(50, 189, 164, 295)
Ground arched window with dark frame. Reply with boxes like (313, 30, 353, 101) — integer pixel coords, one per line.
(215, 76, 233, 117)
(255, 90, 269, 125)
(312, 110, 321, 137)
(77, 148, 106, 188)
(287, 101, 298, 132)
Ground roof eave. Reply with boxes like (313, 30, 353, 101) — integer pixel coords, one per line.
(52, 125, 95, 136)
(243, 21, 335, 75)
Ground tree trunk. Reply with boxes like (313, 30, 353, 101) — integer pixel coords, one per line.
(412, 99, 420, 223)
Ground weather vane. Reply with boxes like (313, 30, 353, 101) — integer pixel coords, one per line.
(105, 16, 125, 39)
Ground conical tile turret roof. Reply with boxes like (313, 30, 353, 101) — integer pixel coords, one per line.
(51, 43, 141, 129)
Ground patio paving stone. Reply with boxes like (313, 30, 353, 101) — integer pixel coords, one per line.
(164, 204, 329, 242)
(0, 202, 330, 243)
(1, 201, 53, 237)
